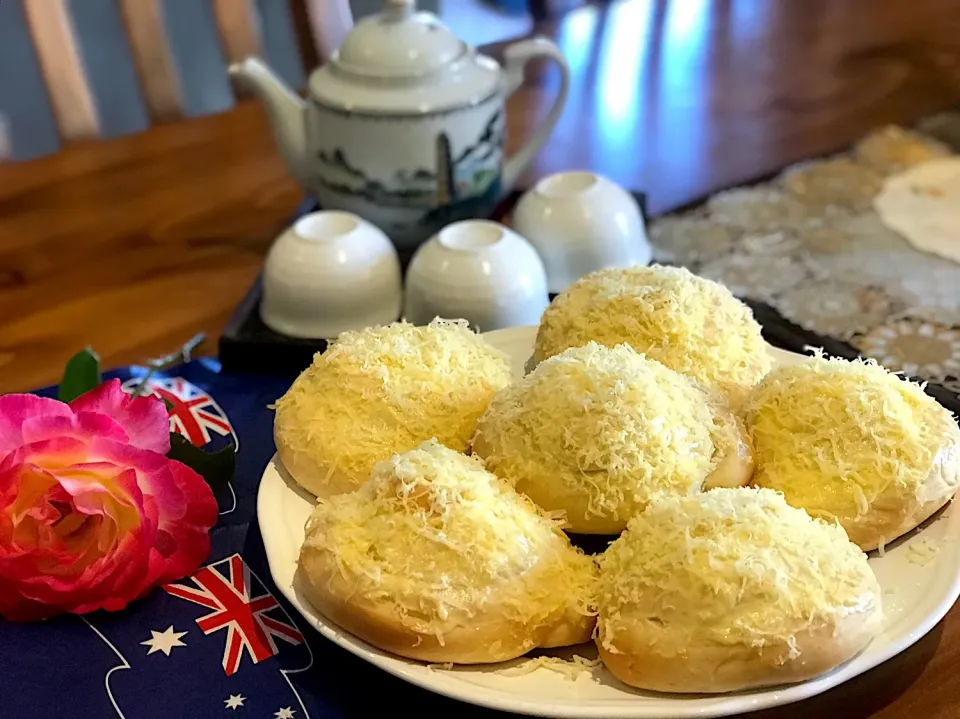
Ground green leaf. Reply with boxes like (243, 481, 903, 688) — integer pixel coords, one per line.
(162, 398, 174, 412)
(58, 348, 102, 403)
(166, 432, 235, 497)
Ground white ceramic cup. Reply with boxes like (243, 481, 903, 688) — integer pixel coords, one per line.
(260, 211, 402, 339)
(512, 171, 651, 293)
(404, 220, 549, 332)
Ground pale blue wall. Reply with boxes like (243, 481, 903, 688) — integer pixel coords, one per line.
(162, 0, 235, 117)
(0, 0, 61, 160)
(351, 0, 441, 18)
(68, 0, 150, 137)
(257, 0, 305, 89)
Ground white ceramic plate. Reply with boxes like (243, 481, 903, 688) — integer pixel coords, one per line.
(258, 325, 960, 718)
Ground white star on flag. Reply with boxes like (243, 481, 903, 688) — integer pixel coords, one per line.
(224, 694, 246, 710)
(140, 626, 187, 656)
(275, 708, 296, 719)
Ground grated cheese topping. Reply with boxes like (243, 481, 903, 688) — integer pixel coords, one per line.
(745, 355, 960, 534)
(906, 538, 940, 566)
(474, 342, 742, 528)
(534, 265, 771, 397)
(597, 488, 880, 653)
(498, 654, 602, 679)
(300, 440, 596, 639)
(274, 318, 512, 487)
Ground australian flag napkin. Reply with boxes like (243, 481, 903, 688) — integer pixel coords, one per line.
(0, 359, 498, 719)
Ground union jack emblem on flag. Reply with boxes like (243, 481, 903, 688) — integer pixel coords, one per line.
(164, 555, 304, 676)
(121, 376, 235, 448)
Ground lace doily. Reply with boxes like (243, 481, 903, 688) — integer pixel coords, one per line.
(649, 118, 960, 386)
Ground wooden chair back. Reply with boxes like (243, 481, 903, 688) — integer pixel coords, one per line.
(0, 0, 355, 160)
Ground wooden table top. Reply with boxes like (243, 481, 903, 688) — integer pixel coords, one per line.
(2, 1, 960, 714)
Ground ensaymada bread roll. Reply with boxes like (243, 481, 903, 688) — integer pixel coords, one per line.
(472, 342, 753, 534)
(274, 319, 512, 498)
(597, 488, 882, 693)
(746, 355, 960, 551)
(533, 265, 771, 402)
(298, 440, 597, 664)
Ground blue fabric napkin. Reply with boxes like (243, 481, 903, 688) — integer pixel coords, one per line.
(0, 360, 500, 718)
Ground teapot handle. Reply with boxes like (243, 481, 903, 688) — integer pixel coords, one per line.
(500, 37, 570, 194)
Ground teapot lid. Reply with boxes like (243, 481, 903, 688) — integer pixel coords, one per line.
(335, 0, 466, 78)
(309, 0, 502, 114)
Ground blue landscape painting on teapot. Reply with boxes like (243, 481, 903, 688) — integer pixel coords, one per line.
(309, 97, 505, 248)
(229, 0, 570, 251)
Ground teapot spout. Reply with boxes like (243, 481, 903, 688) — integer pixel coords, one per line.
(229, 57, 310, 188)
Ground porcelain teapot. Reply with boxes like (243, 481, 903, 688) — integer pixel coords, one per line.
(229, 0, 569, 249)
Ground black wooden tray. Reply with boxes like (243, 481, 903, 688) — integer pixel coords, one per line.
(218, 189, 649, 376)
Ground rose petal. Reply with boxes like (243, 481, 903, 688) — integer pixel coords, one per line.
(0, 401, 215, 621)
(20, 411, 129, 449)
(2, 465, 59, 529)
(0, 451, 159, 619)
(0, 587, 55, 622)
(0, 394, 72, 458)
(0, 467, 158, 616)
(4, 526, 157, 615)
(86, 438, 169, 496)
(56, 465, 144, 538)
(1, 437, 88, 476)
(153, 460, 218, 581)
(88, 438, 216, 581)
(70, 379, 170, 454)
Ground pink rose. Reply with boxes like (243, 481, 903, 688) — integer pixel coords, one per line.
(0, 379, 217, 621)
